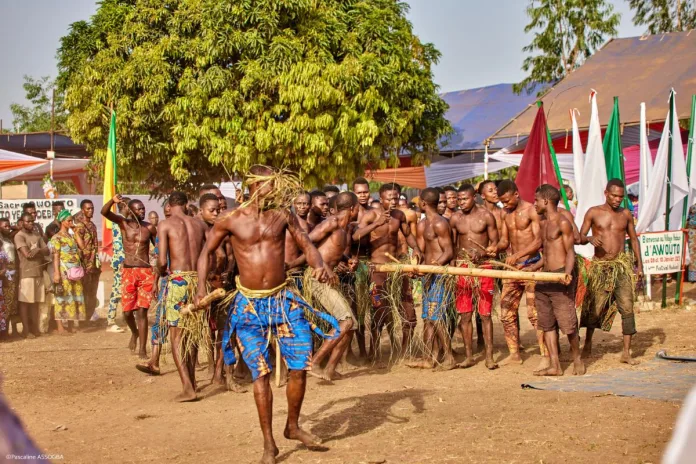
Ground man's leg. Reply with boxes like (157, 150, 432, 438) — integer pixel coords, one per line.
(524, 281, 550, 371)
(170, 326, 197, 401)
(481, 315, 497, 369)
(615, 273, 639, 365)
(283, 370, 322, 448)
(136, 307, 148, 359)
(324, 325, 355, 380)
(535, 330, 562, 376)
(477, 276, 497, 369)
(475, 312, 484, 352)
(18, 302, 29, 338)
(369, 273, 388, 360)
(29, 302, 40, 337)
(400, 275, 416, 355)
(253, 374, 279, 464)
(568, 332, 585, 375)
(124, 311, 138, 352)
(407, 320, 436, 369)
(500, 281, 523, 363)
(311, 318, 352, 381)
(457, 311, 475, 368)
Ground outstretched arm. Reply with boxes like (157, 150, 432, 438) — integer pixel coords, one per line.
(626, 210, 644, 278)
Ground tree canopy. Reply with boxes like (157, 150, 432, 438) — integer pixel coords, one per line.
(10, 75, 67, 133)
(58, 0, 451, 193)
(629, 0, 696, 34)
(514, 0, 620, 95)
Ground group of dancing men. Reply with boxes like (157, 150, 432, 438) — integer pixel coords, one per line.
(103, 166, 643, 464)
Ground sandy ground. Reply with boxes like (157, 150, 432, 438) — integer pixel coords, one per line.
(2, 294, 694, 464)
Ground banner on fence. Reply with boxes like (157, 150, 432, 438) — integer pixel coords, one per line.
(640, 230, 684, 275)
(0, 198, 78, 229)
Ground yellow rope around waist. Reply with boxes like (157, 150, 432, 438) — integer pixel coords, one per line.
(235, 276, 288, 299)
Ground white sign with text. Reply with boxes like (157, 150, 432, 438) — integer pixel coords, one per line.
(640, 230, 684, 275)
(0, 198, 78, 229)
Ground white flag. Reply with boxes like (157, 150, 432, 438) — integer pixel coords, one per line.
(637, 102, 654, 231)
(637, 90, 689, 232)
(575, 90, 608, 258)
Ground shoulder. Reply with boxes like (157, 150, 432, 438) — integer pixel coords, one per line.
(432, 215, 450, 232)
(477, 206, 495, 221)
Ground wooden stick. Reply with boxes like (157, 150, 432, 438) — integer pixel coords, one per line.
(275, 339, 281, 388)
(180, 288, 227, 316)
(374, 263, 569, 283)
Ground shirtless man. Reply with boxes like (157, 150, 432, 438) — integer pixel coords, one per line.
(353, 183, 423, 358)
(437, 190, 447, 216)
(285, 192, 311, 272)
(307, 190, 329, 230)
(497, 180, 548, 368)
(323, 185, 340, 199)
(294, 192, 359, 381)
(197, 166, 334, 464)
(157, 192, 209, 401)
(349, 177, 373, 359)
(442, 186, 458, 219)
(397, 195, 419, 258)
(407, 188, 455, 369)
(579, 179, 643, 365)
(101, 196, 156, 359)
(533, 185, 584, 376)
(450, 184, 499, 369)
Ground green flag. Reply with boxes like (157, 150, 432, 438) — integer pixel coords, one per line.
(603, 96, 631, 209)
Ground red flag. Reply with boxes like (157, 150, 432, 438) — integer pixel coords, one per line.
(515, 103, 560, 203)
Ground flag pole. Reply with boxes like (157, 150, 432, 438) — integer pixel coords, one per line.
(676, 94, 696, 304)
(663, 90, 675, 309)
(540, 101, 570, 210)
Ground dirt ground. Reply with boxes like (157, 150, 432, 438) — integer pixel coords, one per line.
(2, 295, 694, 464)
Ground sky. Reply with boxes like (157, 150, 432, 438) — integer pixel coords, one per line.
(0, 0, 646, 129)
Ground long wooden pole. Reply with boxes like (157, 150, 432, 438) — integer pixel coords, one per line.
(663, 90, 675, 309)
(374, 263, 569, 283)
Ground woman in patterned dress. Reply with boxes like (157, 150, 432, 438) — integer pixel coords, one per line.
(0, 249, 7, 338)
(49, 211, 86, 334)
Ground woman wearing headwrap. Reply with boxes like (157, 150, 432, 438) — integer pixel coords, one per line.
(49, 210, 86, 334)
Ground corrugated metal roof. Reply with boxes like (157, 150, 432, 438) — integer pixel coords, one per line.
(439, 83, 540, 152)
(492, 31, 696, 139)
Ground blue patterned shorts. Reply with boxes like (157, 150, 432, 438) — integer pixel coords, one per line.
(421, 275, 452, 322)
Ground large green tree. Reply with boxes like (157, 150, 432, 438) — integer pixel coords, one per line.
(629, 0, 696, 33)
(514, 0, 620, 95)
(57, 0, 450, 193)
(10, 75, 67, 133)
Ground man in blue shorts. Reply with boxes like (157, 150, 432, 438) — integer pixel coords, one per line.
(197, 166, 337, 464)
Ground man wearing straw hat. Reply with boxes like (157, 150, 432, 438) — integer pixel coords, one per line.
(196, 165, 336, 464)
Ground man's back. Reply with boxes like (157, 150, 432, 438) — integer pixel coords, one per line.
(162, 213, 207, 271)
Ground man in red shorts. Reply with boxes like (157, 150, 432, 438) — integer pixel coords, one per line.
(101, 195, 157, 359)
(450, 184, 499, 369)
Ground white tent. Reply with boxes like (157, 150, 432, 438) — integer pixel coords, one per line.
(0, 149, 91, 193)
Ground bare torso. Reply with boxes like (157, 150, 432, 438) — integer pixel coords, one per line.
(417, 214, 450, 265)
(585, 205, 632, 259)
(541, 213, 571, 271)
(119, 220, 155, 268)
(504, 201, 539, 262)
(313, 217, 348, 269)
(450, 206, 495, 261)
(365, 206, 407, 264)
(160, 213, 208, 271)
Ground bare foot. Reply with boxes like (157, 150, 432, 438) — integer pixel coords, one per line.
(308, 368, 332, 382)
(535, 356, 551, 372)
(138, 351, 148, 360)
(533, 366, 563, 376)
(128, 335, 138, 353)
(328, 370, 343, 380)
(620, 353, 640, 365)
(456, 358, 475, 369)
(406, 360, 435, 369)
(173, 390, 198, 402)
(136, 363, 161, 376)
(439, 357, 457, 371)
(227, 378, 249, 393)
(573, 358, 586, 375)
(581, 344, 592, 359)
(212, 375, 225, 386)
(284, 426, 325, 450)
(485, 358, 499, 370)
(259, 445, 280, 464)
(503, 352, 523, 365)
